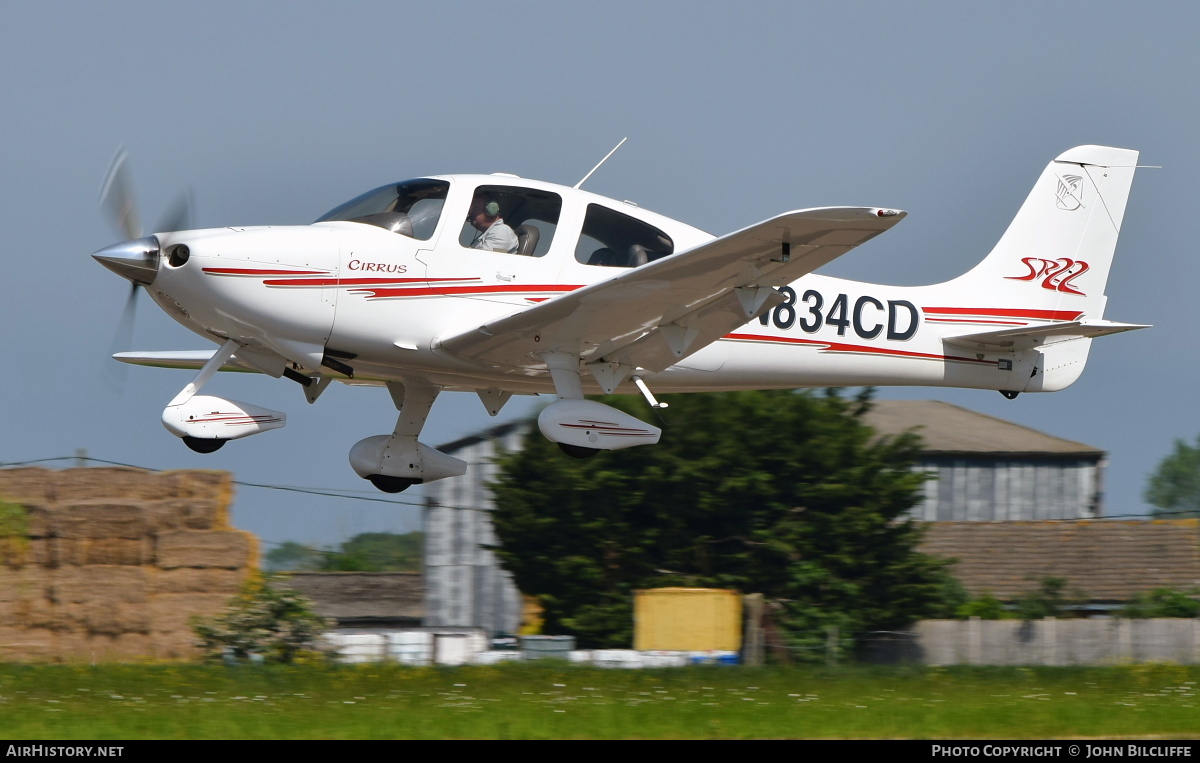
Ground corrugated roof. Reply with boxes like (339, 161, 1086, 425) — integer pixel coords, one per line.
(919, 520, 1200, 600)
(282, 572, 423, 621)
(864, 400, 1104, 457)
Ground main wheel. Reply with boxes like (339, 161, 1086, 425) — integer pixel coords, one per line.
(557, 442, 600, 459)
(182, 436, 226, 454)
(366, 474, 419, 493)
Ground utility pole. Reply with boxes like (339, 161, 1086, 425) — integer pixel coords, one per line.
(743, 594, 764, 666)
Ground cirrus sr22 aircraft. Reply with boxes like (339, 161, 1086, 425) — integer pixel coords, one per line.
(93, 144, 1145, 493)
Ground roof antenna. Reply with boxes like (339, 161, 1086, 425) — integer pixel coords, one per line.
(574, 137, 627, 190)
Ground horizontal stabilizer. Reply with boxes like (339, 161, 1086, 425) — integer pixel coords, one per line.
(943, 320, 1150, 351)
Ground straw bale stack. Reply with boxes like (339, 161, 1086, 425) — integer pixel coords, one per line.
(0, 467, 255, 661)
(158, 530, 254, 569)
(0, 468, 54, 506)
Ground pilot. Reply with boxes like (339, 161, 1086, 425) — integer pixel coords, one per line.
(468, 193, 518, 253)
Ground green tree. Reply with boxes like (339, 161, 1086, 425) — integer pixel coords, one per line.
(325, 532, 424, 572)
(490, 389, 951, 656)
(190, 573, 332, 664)
(925, 572, 971, 619)
(264, 541, 324, 572)
(955, 592, 1012, 619)
(1120, 588, 1200, 618)
(1012, 576, 1081, 620)
(1144, 436, 1200, 518)
(0, 500, 30, 567)
(264, 532, 425, 572)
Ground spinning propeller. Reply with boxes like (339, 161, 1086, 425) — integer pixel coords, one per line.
(95, 149, 192, 381)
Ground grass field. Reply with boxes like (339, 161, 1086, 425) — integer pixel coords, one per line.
(1, 662, 1198, 739)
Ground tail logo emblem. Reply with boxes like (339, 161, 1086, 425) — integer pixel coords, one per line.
(1055, 174, 1083, 211)
(1007, 257, 1090, 296)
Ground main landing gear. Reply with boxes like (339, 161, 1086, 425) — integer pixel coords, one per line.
(349, 380, 466, 493)
(535, 351, 661, 456)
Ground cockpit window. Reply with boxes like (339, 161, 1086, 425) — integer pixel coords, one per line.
(315, 179, 450, 241)
(457, 185, 562, 256)
(576, 204, 674, 267)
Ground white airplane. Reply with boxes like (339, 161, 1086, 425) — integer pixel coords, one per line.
(93, 144, 1146, 493)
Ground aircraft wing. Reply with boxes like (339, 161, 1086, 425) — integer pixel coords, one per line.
(438, 206, 905, 377)
(113, 350, 390, 392)
(113, 350, 255, 372)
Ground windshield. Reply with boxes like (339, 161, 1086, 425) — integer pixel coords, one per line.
(315, 179, 449, 240)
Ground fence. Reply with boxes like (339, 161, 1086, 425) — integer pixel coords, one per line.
(326, 620, 1200, 667)
(867, 618, 1200, 666)
(324, 630, 741, 667)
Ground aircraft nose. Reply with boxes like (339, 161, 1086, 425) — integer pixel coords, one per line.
(91, 235, 161, 286)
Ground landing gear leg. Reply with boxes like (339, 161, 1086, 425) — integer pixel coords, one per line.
(163, 338, 241, 454)
(169, 338, 239, 408)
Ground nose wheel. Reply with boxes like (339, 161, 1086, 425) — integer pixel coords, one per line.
(366, 475, 419, 494)
(182, 436, 226, 454)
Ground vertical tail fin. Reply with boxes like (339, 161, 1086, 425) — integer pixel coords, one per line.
(951, 145, 1139, 320)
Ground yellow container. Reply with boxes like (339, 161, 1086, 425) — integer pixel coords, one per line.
(633, 588, 742, 652)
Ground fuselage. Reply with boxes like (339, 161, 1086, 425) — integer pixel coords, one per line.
(138, 169, 1109, 398)
(89, 145, 1142, 489)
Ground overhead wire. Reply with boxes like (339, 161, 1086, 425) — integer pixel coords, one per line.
(0, 455, 430, 509)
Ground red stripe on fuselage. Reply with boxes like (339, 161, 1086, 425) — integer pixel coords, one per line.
(922, 306, 1083, 321)
(261, 276, 470, 287)
(203, 267, 330, 276)
(357, 284, 583, 299)
(214, 270, 581, 300)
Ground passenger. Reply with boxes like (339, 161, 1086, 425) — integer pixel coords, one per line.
(467, 193, 518, 253)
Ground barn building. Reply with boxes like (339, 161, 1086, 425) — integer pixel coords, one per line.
(862, 400, 1105, 521)
(422, 423, 525, 636)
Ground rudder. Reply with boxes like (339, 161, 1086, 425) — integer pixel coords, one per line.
(951, 145, 1139, 320)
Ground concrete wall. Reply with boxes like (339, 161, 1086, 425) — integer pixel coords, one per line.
(878, 618, 1200, 665)
(0, 467, 255, 661)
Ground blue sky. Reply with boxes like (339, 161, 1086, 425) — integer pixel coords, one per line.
(1, 1, 1196, 549)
